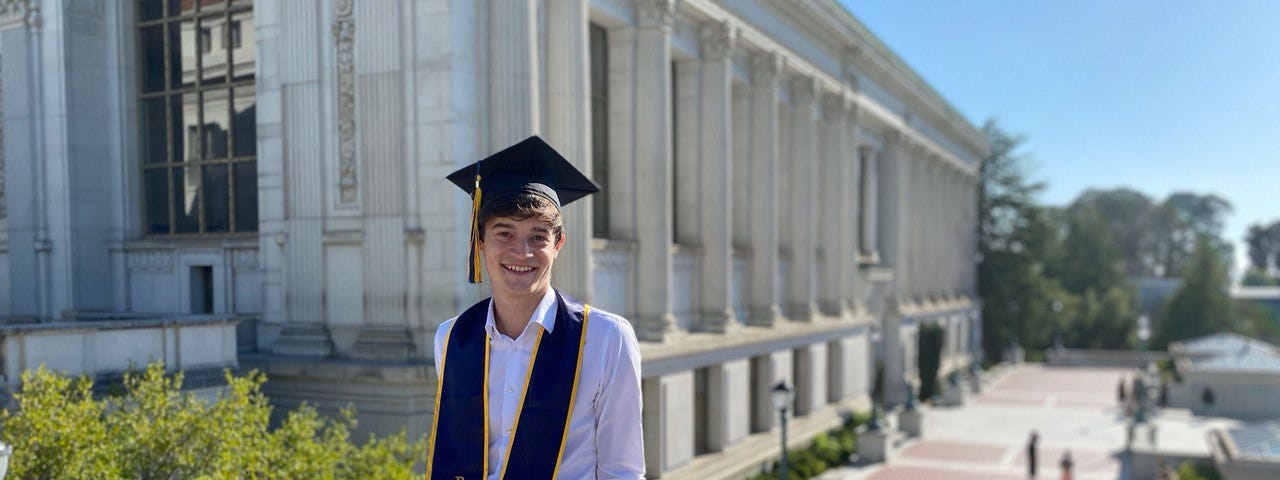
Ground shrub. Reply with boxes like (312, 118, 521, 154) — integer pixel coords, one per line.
(0, 363, 423, 480)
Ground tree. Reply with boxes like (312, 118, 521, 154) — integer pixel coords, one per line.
(1245, 221, 1280, 274)
(1156, 193, 1233, 277)
(1067, 188, 1158, 276)
(1154, 236, 1235, 350)
(977, 120, 1062, 358)
(0, 363, 423, 480)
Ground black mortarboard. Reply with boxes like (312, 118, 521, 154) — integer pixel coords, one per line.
(447, 135, 599, 283)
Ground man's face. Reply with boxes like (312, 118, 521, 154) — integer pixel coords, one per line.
(480, 215, 564, 299)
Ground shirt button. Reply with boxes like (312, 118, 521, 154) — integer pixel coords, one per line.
(510, 345, 517, 351)
(506, 387, 514, 394)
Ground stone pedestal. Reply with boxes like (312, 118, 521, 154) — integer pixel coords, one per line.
(856, 427, 895, 463)
(942, 383, 967, 407)
(643, 370, 695, 478)
(899, 407, 925, 438)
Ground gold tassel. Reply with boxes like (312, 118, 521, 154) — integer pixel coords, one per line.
(469, 173, 483, 283)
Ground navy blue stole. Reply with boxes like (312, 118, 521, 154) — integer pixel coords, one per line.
(427, 291, 590, 480)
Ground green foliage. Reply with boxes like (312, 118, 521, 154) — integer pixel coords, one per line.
(1175, 461, 1221, 480)
(1154, 237, 1235, 350)
(1241, 268, 1280, 286)
(747, 411, 868, 480)
(917, 324, 944, 401)
(1245, 221, 1280, 272)
(0, 363, 423, 480)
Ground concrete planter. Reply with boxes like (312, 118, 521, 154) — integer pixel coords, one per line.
(856, 426, 896, 463)
(0, 442, 11, 479)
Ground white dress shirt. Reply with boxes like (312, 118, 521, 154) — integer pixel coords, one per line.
(434, 288, 645, 480)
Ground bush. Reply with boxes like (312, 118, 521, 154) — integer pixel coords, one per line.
(749, 409, 869, 480)
(1175, 461, 1221, 480)
(0, 363, 423, 480)
(917, 323, 945, 400)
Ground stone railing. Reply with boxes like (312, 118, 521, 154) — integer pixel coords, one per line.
(0, 315, 241, 403)
(1045, 348, 1169, 368)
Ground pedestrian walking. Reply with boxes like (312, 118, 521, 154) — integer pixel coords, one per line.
(1027, 431, 1039, 478)
(1060, 450, 1074, 480)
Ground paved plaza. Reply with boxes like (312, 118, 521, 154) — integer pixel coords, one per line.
(829, 365, 1162, 480)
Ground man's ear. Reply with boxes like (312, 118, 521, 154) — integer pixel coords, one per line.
(554, 229, 567, 253)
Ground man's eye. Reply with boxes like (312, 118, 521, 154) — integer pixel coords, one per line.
(532, 235, 548, 243)
(496, 231, 513, 239)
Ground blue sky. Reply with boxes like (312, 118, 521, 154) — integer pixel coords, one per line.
(841, 0, 1280, 276)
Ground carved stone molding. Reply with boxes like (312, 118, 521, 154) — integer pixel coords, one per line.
(333, 0, 358, 204)
(821, 92, 846, 122)
(790, 76, 817, 106)
(232, 249, 260, 271)
(699, 21, 736, 62)
(127, 250, 175, 273)
(635, 0, 675, 30)
(750, 51, 782, 87)
(0, 0, 37, 29)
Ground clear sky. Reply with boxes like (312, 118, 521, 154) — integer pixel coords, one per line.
(841, 0, 1280, 276)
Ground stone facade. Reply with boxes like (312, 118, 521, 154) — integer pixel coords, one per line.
(0, 0, 983, 477)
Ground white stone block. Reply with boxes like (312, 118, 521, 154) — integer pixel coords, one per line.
(706, 359, 750, 452)
(644, 371, 695, 477)
(796, 342, 828, 416)
(856, 427, 895, 463)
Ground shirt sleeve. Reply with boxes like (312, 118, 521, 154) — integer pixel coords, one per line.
(594, 318, 646, 479)
(433, 317, 457, 376)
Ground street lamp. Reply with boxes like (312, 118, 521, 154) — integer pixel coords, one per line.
(1135, 314, 1151, 423)
(0, 441, 10, 479)
(772, 381, 795, 480)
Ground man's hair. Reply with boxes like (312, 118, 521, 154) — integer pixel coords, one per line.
(477, 192, 564, 242)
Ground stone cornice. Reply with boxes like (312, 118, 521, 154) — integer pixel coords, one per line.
(782, 0, 986, 157)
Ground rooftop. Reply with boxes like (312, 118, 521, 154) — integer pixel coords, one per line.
(1226, 422, 1280, 459)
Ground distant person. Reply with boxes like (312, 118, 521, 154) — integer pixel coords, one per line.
(1158, 381, 1169, 407)
(1060, 450, 1074, 480)
(1027, 431, 1040, 478)
(1118, 377, 1127, 404)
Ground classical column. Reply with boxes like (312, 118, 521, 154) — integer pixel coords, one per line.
(545, 0, 593, 301)
(489, 0, 539, 147)
(877, 131, 908, 301)
(1, 1, 45, 318)
(273, 0, 332, 356)
(786, 76, 818, 321)
(817, 93, 847, 317)
(696, 21, 737, 332)
(632, 0, 678, 342)
(843, 104, 863, 313)
(745, 51, 783, 327)
(352, 0, 414, 360)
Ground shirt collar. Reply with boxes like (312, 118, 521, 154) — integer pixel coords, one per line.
(485, 288, 559, 337)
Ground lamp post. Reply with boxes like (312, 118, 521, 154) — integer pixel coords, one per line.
(0, 441, 10, 479)
(1135, 314, 1151, 423)
(772, 381, 795, 480)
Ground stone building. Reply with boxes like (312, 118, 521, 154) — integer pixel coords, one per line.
(0, 0, 983, 477)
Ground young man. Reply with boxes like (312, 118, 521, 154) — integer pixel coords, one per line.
(429, 136, 645, 480)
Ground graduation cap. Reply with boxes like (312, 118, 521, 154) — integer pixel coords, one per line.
(447, 136, 599, 284)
